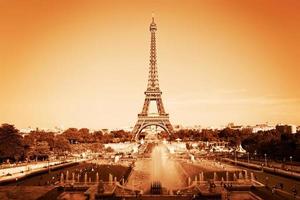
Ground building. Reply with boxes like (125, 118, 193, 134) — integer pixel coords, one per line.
(276, 124, 297, 134)
(251, 123, 275, 133)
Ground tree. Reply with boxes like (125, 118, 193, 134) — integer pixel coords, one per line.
(62, 128, 80, 144)
(53, 135, 71, 154)
(219, 128, 241, 146)
(78, 128, 92, 143)
(241, 130, 300, 161)
(89, 143, 104, 152)
(93, 131, 103, 142)
(0, 124, 25, 162)
(105, 146, 114, 153)
(27, 141, 51, 160)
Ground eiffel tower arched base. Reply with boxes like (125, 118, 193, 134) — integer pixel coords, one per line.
(132, 115, 173, 141)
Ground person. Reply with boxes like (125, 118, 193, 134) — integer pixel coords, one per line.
(272, 186, 275, 195)
(265, 176, 269, 187)
(292, 186, 297, 199)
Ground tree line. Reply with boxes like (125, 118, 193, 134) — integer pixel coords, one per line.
(0, 124, 132, 162)
(0, 123, 299, 162)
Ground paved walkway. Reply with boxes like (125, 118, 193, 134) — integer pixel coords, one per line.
(0, 186, 55, 200)
(0, 159, 88, 183)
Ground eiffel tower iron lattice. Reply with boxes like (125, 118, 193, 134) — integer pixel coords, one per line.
(132, 16, 174, 140)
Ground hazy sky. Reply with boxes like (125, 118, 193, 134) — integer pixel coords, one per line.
(1, 0, 299, 129)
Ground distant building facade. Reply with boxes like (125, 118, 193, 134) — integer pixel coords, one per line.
(252, 124, 275, 133)
(276, 124, 297, 134)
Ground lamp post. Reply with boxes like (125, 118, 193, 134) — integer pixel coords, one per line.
(290, 156, 293, 172)
(264, 153, 267, 167)
(247, 152, 250, 164)
(48, 158, 50, 173)
(234, 150, 237, 165)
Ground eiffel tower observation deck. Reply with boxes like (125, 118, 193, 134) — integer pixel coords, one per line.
(132, 16, 174, 140)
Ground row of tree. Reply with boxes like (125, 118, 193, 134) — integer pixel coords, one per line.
(0, 124, 133, 162)
(0, 123, 299, 162)
(61, 128, 133, 143)
(242, 130, 300, 161)
(168, 128, 300, 161)
(0, 124, 72, 162)
(169, 127, 252, 146)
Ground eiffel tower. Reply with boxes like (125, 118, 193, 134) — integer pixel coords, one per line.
(132, 16, 173, 140)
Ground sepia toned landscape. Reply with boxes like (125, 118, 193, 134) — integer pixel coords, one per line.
(0, 0, 299, 200)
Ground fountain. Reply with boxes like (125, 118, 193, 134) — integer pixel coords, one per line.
(84, 173, 88, 184)
(201, 172, 204, 181)
(190, 154, 195, 162)
(226, 171, 229, 182)
(149, 144, 183, 192)
(60, 173, 64, 184)
(66, 170, 69, 182)
(151, 181, 162, 194)
(98, 180, 105, 194)
(213, 172, 217, 181)
(233, 173, 237, 181)
(96, 172, 99, 183)
(250, 172, 255, 181)
(109, 173, 113, 185)
(239, 171, 243, 179)
(244, 170, 248, 180)
(72, 172, 75, 183)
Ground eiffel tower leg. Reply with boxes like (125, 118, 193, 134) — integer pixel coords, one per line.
(156, 98, 166, 114)
(141, 99, 150, 115)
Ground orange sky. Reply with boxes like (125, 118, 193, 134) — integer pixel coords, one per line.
(0, 0, 300, 129)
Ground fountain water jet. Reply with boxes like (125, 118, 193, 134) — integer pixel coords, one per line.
(66, 170, 69, 182)
(244, 170, 248, 180)
(72, 172, 75, 183)
(96, 172, 99, 183)
(250, 172, 255, 181)
(60, 173, 64, 184)
(233, 173, 237, 181)
(109, 173, 113, 185)
(239, 171, 243, 179)
(226, 171, 229, 182)
(188, 177, 191, 186)
(213, 172, 217, 181)
(150, 144, 185, 192)
(84, 173, 88, 184)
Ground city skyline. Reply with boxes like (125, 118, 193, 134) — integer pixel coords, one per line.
(1, 0, 300, 129)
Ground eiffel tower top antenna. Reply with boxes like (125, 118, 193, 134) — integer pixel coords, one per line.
(151, 12, 155, 22)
